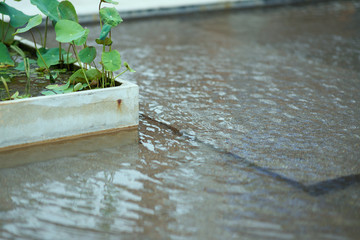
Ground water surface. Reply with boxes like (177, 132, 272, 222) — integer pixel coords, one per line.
(1, 1, 360, 239)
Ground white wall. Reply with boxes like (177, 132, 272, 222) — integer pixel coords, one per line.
(5, 0, 245, 17)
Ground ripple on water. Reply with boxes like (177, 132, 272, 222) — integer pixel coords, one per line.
(1, 1, 360, 239)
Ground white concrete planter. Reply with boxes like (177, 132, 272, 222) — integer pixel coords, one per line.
(0, 38, 139, 150)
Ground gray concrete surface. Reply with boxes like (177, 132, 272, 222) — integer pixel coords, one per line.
(1, 0, 360, 239)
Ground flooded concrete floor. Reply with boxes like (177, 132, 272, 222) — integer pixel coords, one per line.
(1, 1, 360, 239)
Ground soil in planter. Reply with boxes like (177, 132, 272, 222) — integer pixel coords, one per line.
(0, 47, 73, 101)
(0, 65, 73, 100)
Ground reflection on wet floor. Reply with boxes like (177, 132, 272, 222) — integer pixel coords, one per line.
(142, 113, 360, 196)
(1, 114, 359, 239)
(1, 1, 360, 239)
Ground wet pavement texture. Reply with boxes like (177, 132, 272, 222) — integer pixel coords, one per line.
(1, 1, 360, 239)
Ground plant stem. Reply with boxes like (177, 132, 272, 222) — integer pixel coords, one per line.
(102, 43, 106, 88)
(36, 28, 43, 46)
(59, 42, 63, 68)
(92, 60, 99, 71)
(1, 14, 4, 43)
(109, 31, 112, 51)
(1, 0, 7, 42)
(72, 42, 91, 89)
(0, 77, 10, 99)
(1, 4, 7, 42)
(99, 0, 108, 88)
(114, 69, 128, 79)
(25, 57, 30, 96)
(67, 44, 71, 70)
(111, 71, 115, 87)
(99, 0, 103, 29)
(102, 70, 105, 88)
(30, 31, 50, 72)
(2, 23, 10, 43)
(44, 16, 48, 48)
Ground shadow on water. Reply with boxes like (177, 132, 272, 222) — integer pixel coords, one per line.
(141, 114, 360, 197)
(305, 174, 360, 196)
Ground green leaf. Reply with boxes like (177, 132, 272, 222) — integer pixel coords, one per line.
(45, 72, 58, 83)
(31, 0, 60, 22)
(37, 48, 75, 67)
(95, 37, 112, 46)
(99, 23, 112, 40)
(55, 19, 86, 43)
(38, 47, 47, 55)
(0, 2, 35, 28)
(37, 47, 65, 67)
(73, 82, 83, 91)
(69, 68, 101, 84)
(63, 86, 74, 93)
(1, 77, 10, 83)
(15, 59, 37, 70)
(73, 28, 89, 46)
(63, 54, 76, 64)
(41, 90, 56, 96)
(103, 0, 119, 5)
(124, 62, 136, 72)
(102, 50, 121, 71)
(45, 84, 59, 90)
(1, 77, 10, 98)
(10, 45, 26, 58)
(57, 0, 78, 22)
(46, 80, 70, 91)
(11, 91, 19, 99)
(0, 42, 14, 67)
(99, 7, 122, 27)
(85, 68, 101, 80)
(79, 46, 96, 64)
(98, 7, 122, 40)
(69, 69, 86, 84)
(13, 14, 42, 35)
(0, 20, 15, 44)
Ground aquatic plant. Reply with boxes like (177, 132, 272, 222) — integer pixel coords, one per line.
(10, 44, 31, 97)
(0, 0, 135, 99)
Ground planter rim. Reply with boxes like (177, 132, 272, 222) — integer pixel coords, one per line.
(0, 80, 136, 105)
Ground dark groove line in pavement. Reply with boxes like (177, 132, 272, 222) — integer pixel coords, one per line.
(140, 114, 360, 196)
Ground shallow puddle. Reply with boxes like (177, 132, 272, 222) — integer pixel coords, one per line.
(1, 1, 360, 239)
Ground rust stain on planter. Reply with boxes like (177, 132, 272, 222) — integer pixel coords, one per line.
(117, 99, 122, 110)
